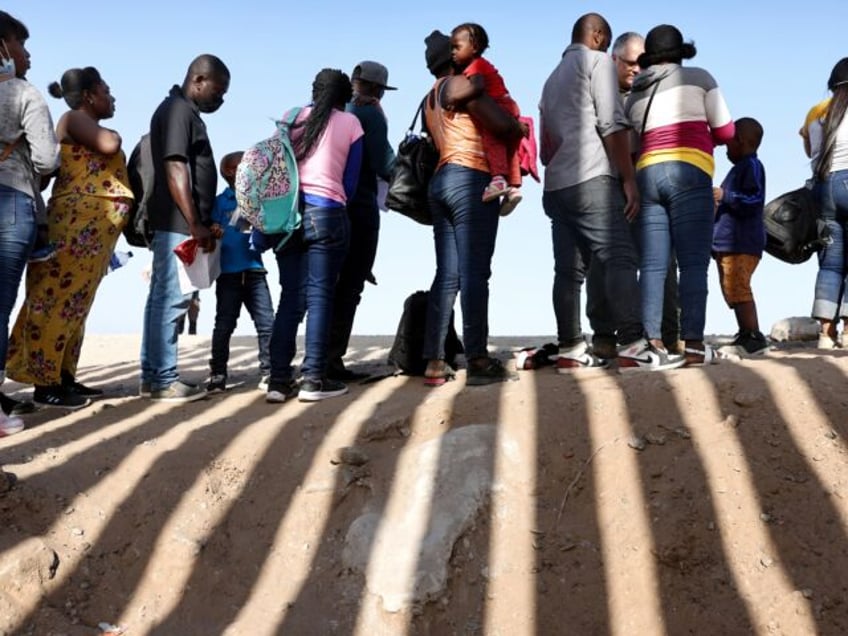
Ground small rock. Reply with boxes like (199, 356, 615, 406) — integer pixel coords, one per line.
(825, 429, 838, 440)
(760, 555, 774, 568)
(71, 527, 84, 537)
(330, 446, 370, 467)
(800, 588, 814, 599)
(673, 427, 692, 440)
(645, 433, 667, 446)
(760, 512, 774, 523)
(707, 522, 716, 531)
(722, 414, 740, 428)
(733, 391, 762, 407)
(628, 435, 647, 451)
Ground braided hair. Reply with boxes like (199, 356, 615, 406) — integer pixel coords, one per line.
(451, 22, 490, 56)
(48, 67, 103, 110)
(294, 68, 352, 161)
(816, 58, 848, 181)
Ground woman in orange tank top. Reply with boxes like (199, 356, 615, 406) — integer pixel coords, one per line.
(420, 29, 523, 387)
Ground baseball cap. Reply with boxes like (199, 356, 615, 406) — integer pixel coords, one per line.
(351, 61, 396, 90)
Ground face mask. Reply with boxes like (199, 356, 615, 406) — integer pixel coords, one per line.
(196, 95, 224, 113)
(0, 41, 15, 79)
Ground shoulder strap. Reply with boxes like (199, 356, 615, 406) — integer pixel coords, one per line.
(639, 81, 661, 137)
(408, 95, 430, 134)
(0, 135, 23, 162)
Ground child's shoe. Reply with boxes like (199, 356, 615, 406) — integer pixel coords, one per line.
(735, 330, 770, 356)
(482, 175, 509, 202)
(0, 411, 25, 437)
(206, 374, 227, 393)
(499, 188, 523, 216)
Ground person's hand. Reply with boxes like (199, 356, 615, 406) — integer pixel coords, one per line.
(713, 187, 723, 204)
(191, 222, 216, 253)
(519, 120, 530, 138)
(209, 223, 224, 239)
(622, 178, 640, 222)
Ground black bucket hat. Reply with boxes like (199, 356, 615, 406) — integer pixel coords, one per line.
(637, 24, 697, 68)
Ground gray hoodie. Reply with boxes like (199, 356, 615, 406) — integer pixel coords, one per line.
(0, 77, 59, 199)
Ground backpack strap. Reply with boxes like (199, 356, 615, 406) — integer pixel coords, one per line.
(283, 106, 301, 128)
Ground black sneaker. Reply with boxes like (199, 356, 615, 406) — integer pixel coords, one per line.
(466, 358, 519, 386)
(61, 372, 103, 397)
(737, 330, 770, 355)
(149, 380, 207, 403)
(298, 378, 349, 402)
(266, 379, 299, 403)
(0, 392, 38, 416)
(33, 385, 91, 410)
(206, 374, 227, 393)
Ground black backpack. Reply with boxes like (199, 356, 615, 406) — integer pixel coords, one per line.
(123, 134, 154, 248)
(388, 290, 463, 375)
(763, 186, 830, 264)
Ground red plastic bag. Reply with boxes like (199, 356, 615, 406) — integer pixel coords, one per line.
(173, 238, 198, 265)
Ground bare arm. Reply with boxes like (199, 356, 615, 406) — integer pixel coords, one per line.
(602, 129, 640, 221)
(61, 110, 121, 155)
(165, 159, 214, 250)
(440, 75, 523, 142)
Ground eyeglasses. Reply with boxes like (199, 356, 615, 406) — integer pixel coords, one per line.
(618, 57, 640, 67)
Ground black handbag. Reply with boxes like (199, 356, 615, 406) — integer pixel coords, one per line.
(385, 96, 438, 225)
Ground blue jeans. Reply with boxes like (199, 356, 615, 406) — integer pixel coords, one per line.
(270, 204, 350, 382)
(424, 164, 499, 361)
(140, 230, 194, 390)
(543, 175, 643, 346)
(0, 185, 37, 375)
(327, 197, 379, 372)
(210, 270, 274, 376)
(813, 170, 848, 319)
(637, 161, 714, 341)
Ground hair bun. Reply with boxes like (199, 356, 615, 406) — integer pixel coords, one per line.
(47, 81, 63, 99)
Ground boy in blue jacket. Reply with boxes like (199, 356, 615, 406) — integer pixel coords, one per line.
(712, 117, 769, 355)
(207, 152, 274, 391)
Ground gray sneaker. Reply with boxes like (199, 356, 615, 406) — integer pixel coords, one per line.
(139, 382, 151, 398)
(149, 380, 207, 403)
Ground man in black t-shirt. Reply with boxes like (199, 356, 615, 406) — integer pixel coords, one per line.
(140, 54, 230, 402)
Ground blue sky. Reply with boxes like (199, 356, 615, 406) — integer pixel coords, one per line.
(7, 1, 844, 338)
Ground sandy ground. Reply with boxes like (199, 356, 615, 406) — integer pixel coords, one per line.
(1, 334, 847, 635)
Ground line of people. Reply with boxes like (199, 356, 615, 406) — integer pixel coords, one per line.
(2, 9, 848, 436)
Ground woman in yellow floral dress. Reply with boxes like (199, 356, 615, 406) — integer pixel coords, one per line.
(7, 67, 132, 409)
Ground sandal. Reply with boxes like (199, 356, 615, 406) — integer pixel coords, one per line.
(423, 363, 456, 387)
(684, 344, 720, 366)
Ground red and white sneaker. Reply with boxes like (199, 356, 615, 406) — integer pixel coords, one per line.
(482, 175, 509, 202)
(553, 342, 610, 374)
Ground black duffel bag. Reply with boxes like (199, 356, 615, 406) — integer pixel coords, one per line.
(385, 97, 438, 225)
(764, 185, 831, 264)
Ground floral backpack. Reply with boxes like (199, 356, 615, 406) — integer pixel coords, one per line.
(235, 107, 301, 250)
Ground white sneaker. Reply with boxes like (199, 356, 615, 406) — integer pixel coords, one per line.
(618, 338, 686, 372)
(0, 412, 25, 437)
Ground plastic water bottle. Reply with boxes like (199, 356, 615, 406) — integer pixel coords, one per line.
(107, 250, 133, 273)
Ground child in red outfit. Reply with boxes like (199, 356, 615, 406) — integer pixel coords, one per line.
(450, 23, 524, 215)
